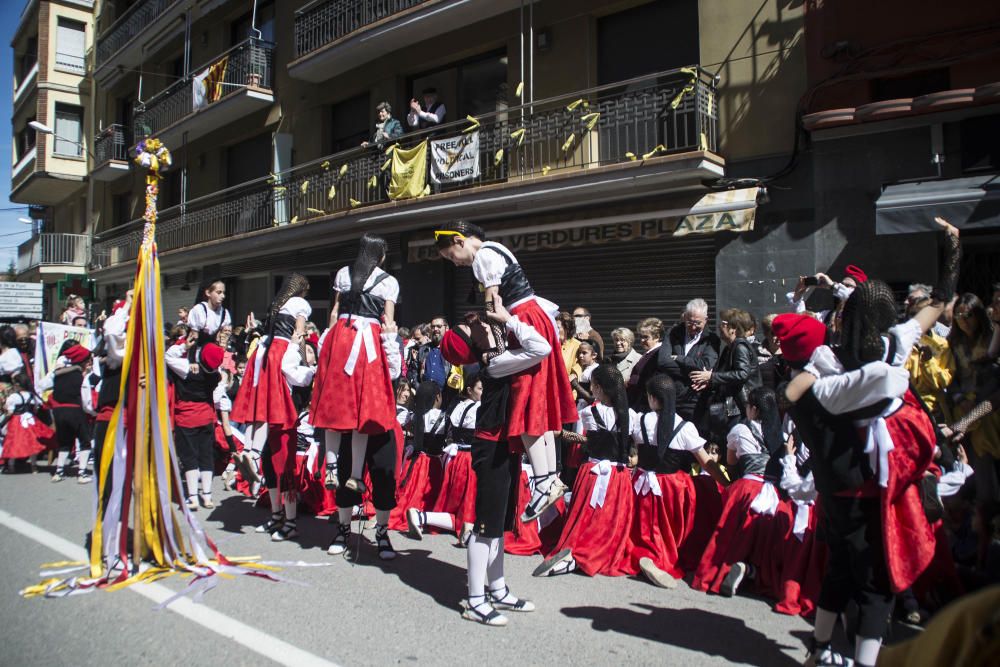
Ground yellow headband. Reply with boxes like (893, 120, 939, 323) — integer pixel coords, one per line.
(434, 230, 465, 241)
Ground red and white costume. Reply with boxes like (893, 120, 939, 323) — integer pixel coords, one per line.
(2, 391, 55, 461)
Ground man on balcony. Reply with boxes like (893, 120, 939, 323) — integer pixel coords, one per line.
(407, 88, 446, 131)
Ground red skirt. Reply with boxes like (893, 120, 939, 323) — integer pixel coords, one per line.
(431, 450, 477, 527)
(231, 338, 298, 429)
(2, 414, 55, 460)
(311, 319, 396, 434)
(506, 299, 577, 438)
(551, 460, 634, 576)
(389, 452, 444, 530)
(690, 477, 786, 594)
(678, 474, 725, 572)
(774, 501, 828, 618)
(625, 469, 697, 579)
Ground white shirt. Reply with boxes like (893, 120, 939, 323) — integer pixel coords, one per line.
(484, 316, 552, 378)
(779, 453, 817, 504)
(281, 343, 316, 388)
(450, 399, 479, 430)
(578, 403, 620, 431)
(187, 301, 231, 336)
(280, 296, 312, 321)
(727, 421, 765, 458)
(5, 391, 38, 414)
(407, 103, 446, 128)
(0, 348, 24, 375)
(396, 405, 412, 429)
(213, 379, 232, 412)
(938, 462, 974, 498)
(683, 330, 703, 356)
(576, 363, 598, 410)
(102, 306, 129, 369)
(472, 241, 519, 289)
(422, 408, 447, 434)
(333, 266, 399, 304)
(630, 411, 705, 452)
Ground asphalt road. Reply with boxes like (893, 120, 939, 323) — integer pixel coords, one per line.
(0, 468, 828, 666)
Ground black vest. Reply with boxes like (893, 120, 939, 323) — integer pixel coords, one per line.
(417, 101, 445, 129)
(170, 365, 219, 405)
(52, 368, 84, 406)
(97, 364, 122, 410)
(585, 406, 627, 462)
(270, 312, 297, 339)
(192, 302, 230, 346)
(340, 270, 391, 321)
(637, 415, 694, 474)
(448, 400, 478, 447)
(480, 244, 534, 305)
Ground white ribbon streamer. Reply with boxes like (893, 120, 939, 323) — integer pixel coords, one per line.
(633, 469, 662, 497)
(589, 459, 613, 508)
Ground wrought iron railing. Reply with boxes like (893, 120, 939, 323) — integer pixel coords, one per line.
(96, 0, 181, 69)
(294, 0, 429, 58)
(17, 233, 90, 272)
(92, 67, 718, 269)
(94, 124, 130, 164)
(132, 38, 275, 140)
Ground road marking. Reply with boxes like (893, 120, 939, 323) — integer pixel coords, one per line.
(0, 509, 340, 667)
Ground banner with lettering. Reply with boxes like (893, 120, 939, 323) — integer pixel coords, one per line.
(429, 131, 480, 185)
(33, 322, 95, 386)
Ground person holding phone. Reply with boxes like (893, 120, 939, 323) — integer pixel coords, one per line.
(787, 265, 868, 344)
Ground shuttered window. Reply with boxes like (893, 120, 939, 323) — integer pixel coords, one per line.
(55, 18, 86, 74)
(54, 104, 83, 156)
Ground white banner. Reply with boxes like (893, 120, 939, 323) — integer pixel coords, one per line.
(430, 131, 480, 185)
(0, 282, 43, 319)
(34, 322, 95, 386)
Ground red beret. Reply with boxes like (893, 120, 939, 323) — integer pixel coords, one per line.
(440, 329, 476, 366)
(772, 313, 826, 364)
(63, 344, 91, 365)
(200, 343, 225, 372)
(844, 264, 867, 283)
(307, 332, 319, 346)
(111, 299, 127, 314)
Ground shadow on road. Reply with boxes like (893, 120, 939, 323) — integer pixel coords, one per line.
(357, 545, 467, 612)
(561, 603, 802, 666)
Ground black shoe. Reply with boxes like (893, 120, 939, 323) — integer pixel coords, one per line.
(720, 561, 748, 597)
(375, 524, 396, 560)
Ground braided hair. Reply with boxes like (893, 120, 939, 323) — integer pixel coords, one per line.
(410, 380, 441, 454)
(839, 279, 897, 370)
(433, 220, 487, 250)
(268, 273, 310, 324)
(349, 233, 388, 297)
(646, 374, 678, 461)
(591, 364, 632, 462)
(748, 386, 783, 457)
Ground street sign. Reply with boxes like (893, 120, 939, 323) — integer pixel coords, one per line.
(0, 282, 43, 319)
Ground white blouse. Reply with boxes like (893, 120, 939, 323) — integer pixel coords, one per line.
(630, 411, 705, 452)
(472, 241, 519, 288)
(333, 266, 399, 303)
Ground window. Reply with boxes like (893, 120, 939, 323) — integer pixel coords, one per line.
(56, 18, 86, 74)
(18, 36, 38, 84)
(330, 93, 370, 153)
(16, 117, 37, 161)
(406, 50, 508, 124)
(231, 1, 275, 45)
(54, 104, 84, 156)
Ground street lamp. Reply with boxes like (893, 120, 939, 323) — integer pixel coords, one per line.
(29, 120, 93, 160)
(17, 217, 33, 224)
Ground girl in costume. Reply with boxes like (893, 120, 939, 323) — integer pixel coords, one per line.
(187, 279, 232, 347)
(435, 222, 577, 522)
(312, 234, 398, 495)
(407, 375, 481, 545)
(533, 364, 635, 578)
(628, 374, 728, 588)
(231, 274, 311, 498)
(2, 373, 54, 471)
(394, 381, 448, 536)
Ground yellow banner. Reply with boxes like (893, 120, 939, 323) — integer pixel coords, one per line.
(389, 140, 428, 201)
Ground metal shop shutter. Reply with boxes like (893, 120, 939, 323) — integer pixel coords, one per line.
(450, 235, 717, 341)
(161, 285, 195, 328)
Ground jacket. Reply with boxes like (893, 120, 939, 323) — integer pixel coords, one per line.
(657, 324, 721, 418)
(709, 337, 763, 416)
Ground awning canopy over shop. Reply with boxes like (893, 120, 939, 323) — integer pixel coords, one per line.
(876, 175, 1000, 234)
(407, 187, 760, 262)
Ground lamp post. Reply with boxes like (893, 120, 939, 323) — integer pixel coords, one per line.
(29, 120, 94, 161)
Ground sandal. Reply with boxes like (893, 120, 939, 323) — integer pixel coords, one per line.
(324, 464, 339, 490)
(272, 520, 299, 542)
(488, 585, 536, 612)
(256, 511, 285, 534)
(461, 595, 508, 627)
(532, 548, 574, 577)
(520, 475, 558, 522)
(375, 525, 396, 560)
(327, 522, 351, 556)
(200, 494, 215, 509)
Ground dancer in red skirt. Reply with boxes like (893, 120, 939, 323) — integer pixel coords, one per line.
(232, 273, 311, 500)
(629, 374, 728, 588)
(533, 364, 635, 578)
(407, 375, 481, 545)
(435, 222, 577, 522)
(691, 386, 789, 596)
(2, 374, 54, 471)
(393, 381, 448, 530)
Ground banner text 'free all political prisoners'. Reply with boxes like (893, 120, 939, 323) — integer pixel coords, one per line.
(430, 131, 480, 185)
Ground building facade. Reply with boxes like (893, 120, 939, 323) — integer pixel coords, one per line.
(10, 0, 94, 319)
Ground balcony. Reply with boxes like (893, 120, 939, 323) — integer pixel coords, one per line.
(290, 0, 529, 82)
(94, 0, 185, 86)
(17, 233, 90, 278)
(133, 38, 275, 149)
(13, 61, 38, 109)
(92, 124, 131, 181)
(92, 67, 722, 274)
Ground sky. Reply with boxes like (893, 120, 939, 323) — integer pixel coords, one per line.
(0, 1, 38, 273)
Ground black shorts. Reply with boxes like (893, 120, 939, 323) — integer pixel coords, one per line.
(334, 431, 397, 511)
(52, 407, 92, 452)
(175, 424, 215, 472)
(471, 438, 520, 539)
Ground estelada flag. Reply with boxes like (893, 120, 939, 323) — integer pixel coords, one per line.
(388, 140, 428, 200)
(192, 56, 229, 109)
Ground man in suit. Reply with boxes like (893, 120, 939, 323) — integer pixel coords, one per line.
(657, 298, 720, 426)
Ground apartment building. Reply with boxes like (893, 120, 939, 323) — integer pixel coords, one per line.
(10, 0, 94, 318)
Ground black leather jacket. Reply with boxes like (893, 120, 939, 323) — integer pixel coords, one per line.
(709, 338, 762, 415)
(657, 324, 720, 418)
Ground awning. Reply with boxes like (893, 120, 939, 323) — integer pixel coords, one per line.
(876, 174, 1000, 234)
(407, 187, 759, 262)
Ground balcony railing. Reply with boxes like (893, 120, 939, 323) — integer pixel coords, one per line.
(133, 38, 275, 140)
(96, 0, 181, 69)
(94, 124, 130, 164)
(295, 0, 429, 58)
(92, 66, 718, 268)
(17, 233, 90, 273)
